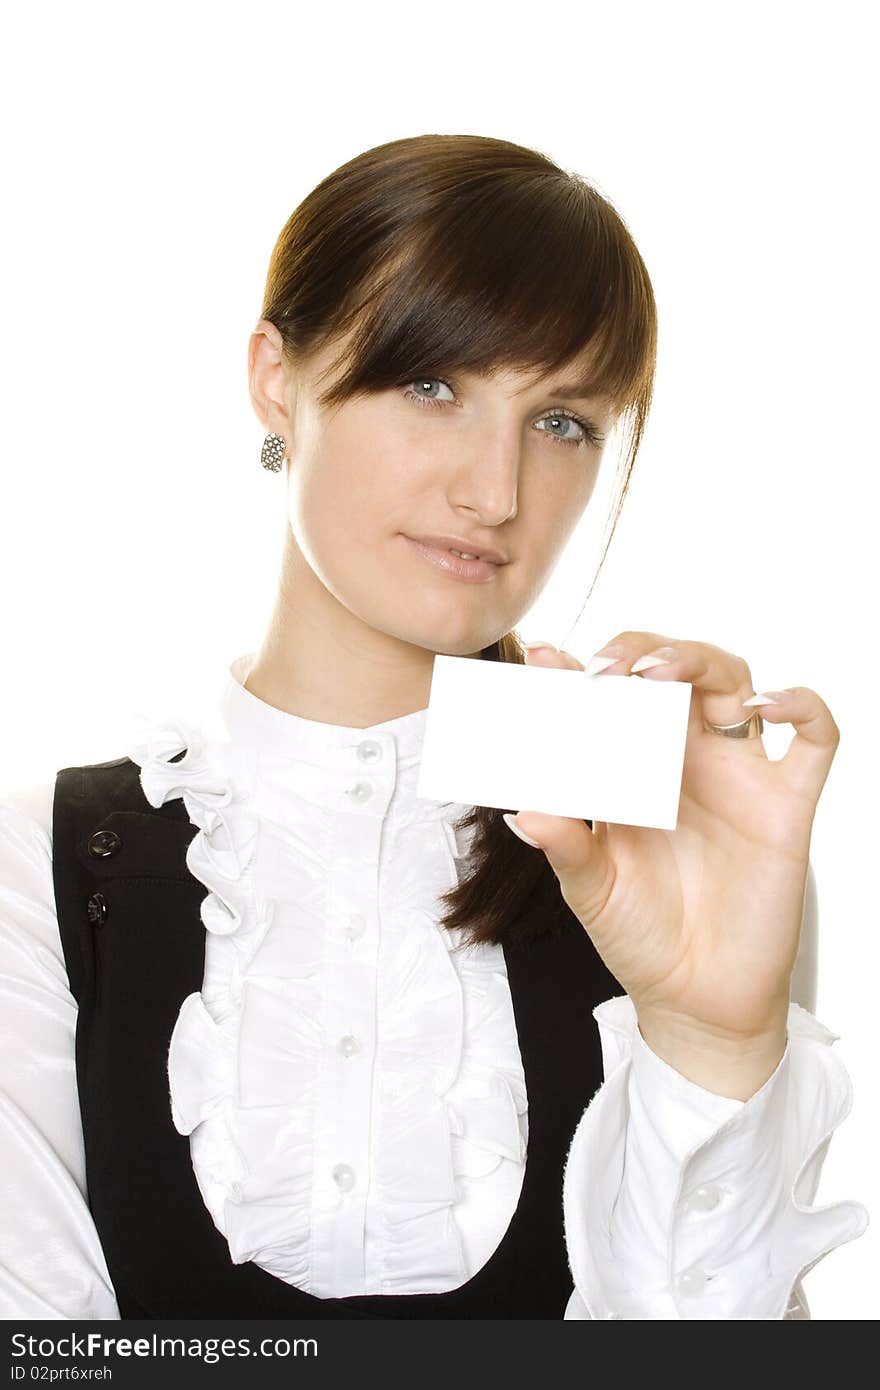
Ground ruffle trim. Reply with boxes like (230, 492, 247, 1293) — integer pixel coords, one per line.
(124, 715, 528, 1293)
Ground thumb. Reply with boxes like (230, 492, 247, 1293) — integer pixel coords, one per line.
(503, 810, 613, 924)
(510, 642, 614, 918)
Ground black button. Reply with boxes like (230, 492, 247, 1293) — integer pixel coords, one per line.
(86, 892, 108, 927)
(87, 829, 122, 859)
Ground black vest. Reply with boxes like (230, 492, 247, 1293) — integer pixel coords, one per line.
(52, 754, 622, 1319)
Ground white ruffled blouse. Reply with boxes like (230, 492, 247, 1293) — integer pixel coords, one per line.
(134, 657, 528, 1298)
(0, 651, 869, 1320)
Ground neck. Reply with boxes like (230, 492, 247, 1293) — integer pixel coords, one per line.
(244, 534, 484, 729)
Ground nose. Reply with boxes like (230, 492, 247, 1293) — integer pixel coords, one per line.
(448, 420, 519, 526)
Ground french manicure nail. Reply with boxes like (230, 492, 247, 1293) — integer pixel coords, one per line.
(502, 813, 543, 848)
(631, 646, 678, 672)
(584, 655, 621, 676)
(743, 691, 782, 706)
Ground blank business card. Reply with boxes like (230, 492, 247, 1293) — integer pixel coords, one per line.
(416, 655, 692, 830)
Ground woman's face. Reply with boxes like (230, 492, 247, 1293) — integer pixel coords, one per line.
(253, 321, 617, 657)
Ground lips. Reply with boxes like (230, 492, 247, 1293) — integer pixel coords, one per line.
(406, 534, 507, 565)
(403, 536, 505, 584)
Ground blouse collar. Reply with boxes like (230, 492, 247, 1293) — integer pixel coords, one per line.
(217, 651, 432, 768)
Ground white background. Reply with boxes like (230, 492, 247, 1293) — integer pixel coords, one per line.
(1, 0, 876, 1319)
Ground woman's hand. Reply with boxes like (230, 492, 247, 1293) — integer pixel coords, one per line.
(511, 633, 839, 1099)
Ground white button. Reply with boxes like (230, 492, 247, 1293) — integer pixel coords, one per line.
(337, 1033, 359, 1058)
(604, 1310, 621, 1320)
(345, 779, 373, 804)
(345, 912, 366, 942)
(676, 1266, 711, 1296)
(356, 739, 382, 763)
(684, 1182, 723, 1213)
(332, 1163, 355, 1192)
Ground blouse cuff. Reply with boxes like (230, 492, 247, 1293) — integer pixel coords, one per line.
(562, 996, 869, 1319)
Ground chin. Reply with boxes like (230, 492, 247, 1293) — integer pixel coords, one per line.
(353, 574, 512, 654)
(426, 624, 509, 658)
(381, 615, 500, 658)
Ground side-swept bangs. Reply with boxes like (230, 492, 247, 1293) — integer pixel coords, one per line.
(263, 134, 656, 434)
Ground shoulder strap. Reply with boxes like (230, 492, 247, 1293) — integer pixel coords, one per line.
(52, 756, 196, 1006)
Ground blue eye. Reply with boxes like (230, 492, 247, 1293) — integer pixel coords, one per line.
(402, 376, 606, 450)
(535, 413, 607, 448)
(404, 378, 456, 406)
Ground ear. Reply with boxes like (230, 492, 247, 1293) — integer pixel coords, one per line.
(248, 319, 295, 444)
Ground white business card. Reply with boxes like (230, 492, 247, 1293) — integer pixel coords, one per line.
(416, 654, 692, 830)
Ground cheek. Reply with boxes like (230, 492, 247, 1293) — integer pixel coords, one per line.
(287, 423, 406, 574)
(521, 466, 595, 557)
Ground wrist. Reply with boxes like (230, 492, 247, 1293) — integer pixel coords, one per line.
(635, 1008, 789, 1102)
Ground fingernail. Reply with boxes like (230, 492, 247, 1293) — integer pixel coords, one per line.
(502, 813, 543, 848)
(522, 640, 558, 652)
(584, 655, 621, 676)
(742, 691, 783, 706)
(631, 645, 678, 672)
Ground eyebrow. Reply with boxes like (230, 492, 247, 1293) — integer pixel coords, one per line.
(464, 366, 606, 404)
(541, 380, 602, 401)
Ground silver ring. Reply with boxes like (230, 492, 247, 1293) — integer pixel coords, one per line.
(702, 712, 764, 739)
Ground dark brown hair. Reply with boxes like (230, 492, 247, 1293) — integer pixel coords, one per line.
(261, 133, 657, 948)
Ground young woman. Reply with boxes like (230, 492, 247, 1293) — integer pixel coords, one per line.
(0, 133, 867, 1321)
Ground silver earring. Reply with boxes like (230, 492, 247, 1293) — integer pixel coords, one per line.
(261, 432, 286, 472)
